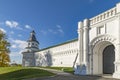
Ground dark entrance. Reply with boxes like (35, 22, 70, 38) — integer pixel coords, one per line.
(103, 45, 115, 74)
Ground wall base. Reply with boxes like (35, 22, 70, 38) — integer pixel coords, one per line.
(113, 72, 120, 79)
(74, 64, 87, 75)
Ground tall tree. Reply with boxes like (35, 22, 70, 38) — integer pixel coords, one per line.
(0, 30, 10, 67)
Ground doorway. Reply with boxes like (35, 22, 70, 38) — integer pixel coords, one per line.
(103, 45, 115, 74)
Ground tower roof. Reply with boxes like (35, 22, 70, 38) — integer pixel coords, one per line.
(27, 30, 39, 44)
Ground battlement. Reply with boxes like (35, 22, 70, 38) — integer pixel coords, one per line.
(90, 7, 116, 26)
(89, 2, 120, 26)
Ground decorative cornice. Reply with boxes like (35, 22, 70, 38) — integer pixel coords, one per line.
(90, 34, 116, 46)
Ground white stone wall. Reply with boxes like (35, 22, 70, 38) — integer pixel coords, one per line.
(89, 7, 118, 43)
(89, 3, 120, 79)
(76, 2, 120, 79)
(89, 19, 118, 42)
(35, 40, 79, 67)
(22, 52, 35, 66)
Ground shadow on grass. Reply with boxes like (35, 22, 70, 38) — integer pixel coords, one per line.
(0, 68, 54, 80)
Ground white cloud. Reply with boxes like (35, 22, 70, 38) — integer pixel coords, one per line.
(0, 28, 6, 33)
(9, 38, 27, 63)
(9, 38, 27, 64)
(13, 39, 27, 49)
(58, 29, 64, 34)
(56, 25, 64, 34)
(56, 25, 61, 29)
(11, 45, 17, 48)
(25, 25, 32, 29)
(5, 20, 18, 28)
(10, 52, 22, 57)
(10, 38, 27, 50)
(48, 29, 57, 34)
(5, 20, 23, 30)
(9, 51, 22, 64)
(40, 25, 64, 35)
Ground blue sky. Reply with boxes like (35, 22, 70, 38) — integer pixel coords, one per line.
(0, 0, 119, 64)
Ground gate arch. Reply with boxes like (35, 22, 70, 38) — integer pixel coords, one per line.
(89, 35, 116, 75)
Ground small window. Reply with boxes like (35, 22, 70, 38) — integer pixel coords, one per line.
(97, 26, 104, 35)
(28, 43, 30, 45)
(35, 44, 37, 47)
(32, 43, 34, 45)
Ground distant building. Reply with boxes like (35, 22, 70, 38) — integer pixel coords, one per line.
(22, 2, 120, 79)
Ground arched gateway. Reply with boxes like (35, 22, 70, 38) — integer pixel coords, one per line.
(77, 3, 120, 78)
(90, 35, 116, 75)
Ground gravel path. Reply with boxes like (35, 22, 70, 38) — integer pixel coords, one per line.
(36, 75, 119, 80)
(27, 68, 120, 80)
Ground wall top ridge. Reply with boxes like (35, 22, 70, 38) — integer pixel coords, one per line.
(37, 38, 78, 52)
(90, 7, 116, 26)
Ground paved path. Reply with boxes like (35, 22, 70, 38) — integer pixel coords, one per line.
(39, 68, 72, 76)
(28, 68, 120, 80)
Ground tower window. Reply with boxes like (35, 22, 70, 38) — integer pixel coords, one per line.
(36, 44, 37, 46)
(32, 43, 34, 45)
(28, 43, 30, 47)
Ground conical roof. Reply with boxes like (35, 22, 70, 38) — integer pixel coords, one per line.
(27, 30, 39, 44)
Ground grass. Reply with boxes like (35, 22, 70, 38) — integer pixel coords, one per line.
(41, 67, 74, 74)
(0, 67, 55, 80)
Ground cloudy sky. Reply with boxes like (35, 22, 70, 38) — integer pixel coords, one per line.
(0, 0, 119, 64)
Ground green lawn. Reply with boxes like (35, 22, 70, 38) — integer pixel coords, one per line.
(0, 67, 55, 80)
(41, 67, 74, 74)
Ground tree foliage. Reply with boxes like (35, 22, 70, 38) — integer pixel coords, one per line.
(0, 30, 10, 67)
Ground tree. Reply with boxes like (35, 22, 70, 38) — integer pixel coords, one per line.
(0, 30, 10, 67)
